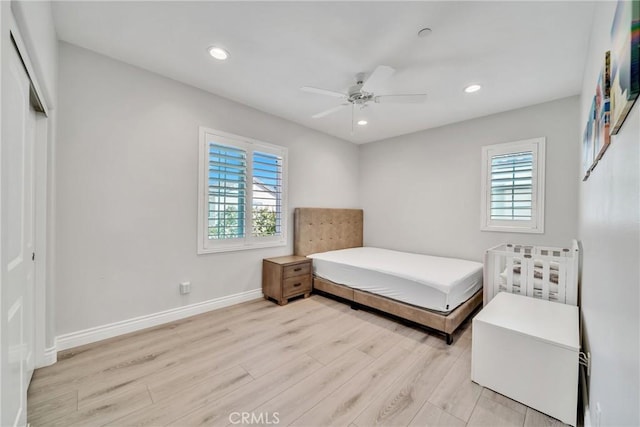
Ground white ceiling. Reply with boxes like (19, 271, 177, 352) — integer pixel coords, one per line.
(52, 1, 595, 144)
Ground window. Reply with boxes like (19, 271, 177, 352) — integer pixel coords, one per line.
(481, 137, 545, 233)
(198, 127, 287, 253)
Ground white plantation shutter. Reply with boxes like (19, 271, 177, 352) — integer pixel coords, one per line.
(252, 151, 283, 237)
(490, 152, 533, 221)
(481, 138, 545, 233)
(207, 143, 247, 240)
(198, 127, 288, 253)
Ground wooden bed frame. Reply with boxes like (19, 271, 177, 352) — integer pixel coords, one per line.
(293, 207, 483, 344)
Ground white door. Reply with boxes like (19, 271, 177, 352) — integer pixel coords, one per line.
(1, 41, 37, 427)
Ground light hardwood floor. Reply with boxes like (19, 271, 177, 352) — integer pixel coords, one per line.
(28, 295, 568, 427)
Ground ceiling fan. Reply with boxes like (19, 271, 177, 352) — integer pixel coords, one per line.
(301, 65, 427, 125)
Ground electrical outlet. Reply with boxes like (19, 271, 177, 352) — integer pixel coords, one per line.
(179, 281, 191, 295)
(595, 402, 602, 427)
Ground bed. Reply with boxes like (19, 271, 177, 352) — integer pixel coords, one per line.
(293, 207, 483, 344)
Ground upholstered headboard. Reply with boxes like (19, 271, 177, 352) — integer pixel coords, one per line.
(294, 208, 363, 256)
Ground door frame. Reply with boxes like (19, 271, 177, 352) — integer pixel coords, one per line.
(1, 1, 53, 372)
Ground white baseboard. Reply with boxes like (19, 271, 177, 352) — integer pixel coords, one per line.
(580, 362, 591, 427)
(583, 407, 592, 427)
(42, 341, 58, 366)
(56, 289, 263, 351)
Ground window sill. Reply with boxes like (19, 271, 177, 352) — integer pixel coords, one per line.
(197, 240, 287, 255)
(480, 225, 544, 234)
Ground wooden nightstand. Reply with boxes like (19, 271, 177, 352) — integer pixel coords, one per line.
(262, 255, 312, 305)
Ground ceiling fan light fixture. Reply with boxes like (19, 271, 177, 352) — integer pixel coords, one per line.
(303, 65, 427, 120)
(208, 46, 229, 60)
(464, 84, 482, 93)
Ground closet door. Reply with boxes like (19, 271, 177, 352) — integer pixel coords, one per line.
(1, 40, 37, 427)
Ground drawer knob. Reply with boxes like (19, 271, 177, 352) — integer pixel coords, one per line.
(293, 283, 302, 287)
(294, 267, 302, 272)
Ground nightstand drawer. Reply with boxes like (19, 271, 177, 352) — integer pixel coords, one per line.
(283, 275, 312, 297)
(283, 262, 311, 279)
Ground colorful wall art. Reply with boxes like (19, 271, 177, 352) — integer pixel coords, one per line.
(583, 52, 612, 181)
(583, 0, 638, 181)
(610, 0, 640, 135)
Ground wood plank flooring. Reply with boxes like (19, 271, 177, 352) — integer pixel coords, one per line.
(27, 295, 569, 427)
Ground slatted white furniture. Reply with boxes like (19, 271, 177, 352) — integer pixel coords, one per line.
(484, 240, 579, 306)
(471, 292, 580, 426)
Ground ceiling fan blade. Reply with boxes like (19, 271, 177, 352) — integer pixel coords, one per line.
(374, 94, 427, 104)
(312, 104, 349, 118)
(300, 86, 347, 98)
(361, 65, 395, 93)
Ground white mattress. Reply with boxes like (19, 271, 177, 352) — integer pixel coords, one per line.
(498, 274, 559, 302)
(307, 247, 483, 313)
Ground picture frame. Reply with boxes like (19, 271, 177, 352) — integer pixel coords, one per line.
(583, 50, 613, 181)
(582, 96, 596, 181)
(595, 51, 611, 162)
(609, 0, 640, 135)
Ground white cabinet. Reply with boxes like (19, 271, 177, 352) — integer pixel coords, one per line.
(471, 292, 580, 426)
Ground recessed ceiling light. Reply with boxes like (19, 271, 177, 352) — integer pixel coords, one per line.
(418, 28, 432, 38)
(464, 84, 482, 93)
(357, 120, 368, 126)
(208, 46, 229, 60)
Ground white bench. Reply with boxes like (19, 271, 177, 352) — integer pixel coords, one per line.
(471, 292, 580, 426)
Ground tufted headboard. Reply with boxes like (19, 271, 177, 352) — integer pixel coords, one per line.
(294, 208, 363, 256)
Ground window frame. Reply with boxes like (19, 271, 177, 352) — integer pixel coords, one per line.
(480, 137, 546, 234)
(197, 127, 288, 254)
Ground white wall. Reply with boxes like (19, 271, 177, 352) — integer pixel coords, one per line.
(359, 96, 580, 262)
(579, 2, 640, 426)
(55, 42, 359, 335)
